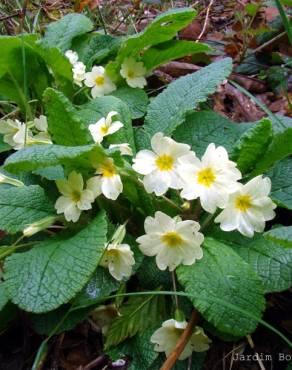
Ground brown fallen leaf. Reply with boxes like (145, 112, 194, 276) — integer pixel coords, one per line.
(224, 83, 265, 121)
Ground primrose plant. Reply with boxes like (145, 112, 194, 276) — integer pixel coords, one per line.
(0, 7, 291, 369)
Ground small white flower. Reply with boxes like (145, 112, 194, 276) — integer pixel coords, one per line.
(88, 111, 123, 144)
(100, 243, 135, 281)
(178, 143, 242, 213)
(151, 320, 211, 360)
(32, 115, 52, 144)
(65, 50, 79, 65)
(137, 211, 204, 271)
(72, 61, 86, 87)
(120, 57, 147, 89)
(132, 132, 191, 196)
(55, 171, 95, 222)
(215, 175, 276, 237)
(34, 115, 48, 132)
(87, 158, 123, 200)
(84, 66, 116, 98)
(0, 119, 33, 150)
(109, 143, 133, 156)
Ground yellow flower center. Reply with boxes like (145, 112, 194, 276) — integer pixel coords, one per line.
(100, 125, 109, 135)
(155, 154, 174, 171)
(161, 231, 183, 247)
(100, 161, 117, 178)
(235, 195, 252, 212)
(127, 70, 135, 78)
(197, 167, 216, 187)
(71, 190, 81, 202)
(95, 75, 105, 86)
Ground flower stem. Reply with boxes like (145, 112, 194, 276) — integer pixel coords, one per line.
(160, 309, 200, 370)
(171, 270, 179, 310)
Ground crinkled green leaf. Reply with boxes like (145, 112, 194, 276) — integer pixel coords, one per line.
(108, 329, 159, 370)
(0, 35, 49, 112)
(4, 212, 107, 313)
(144, 58, 233, 136)
(152, 352, 206, 370)
(112, 87, 149, 119)
(173, 110, 249, 156)
(142, 40, 211, 70)
(30, 305, 91, 336)
(177, 237, 265, 337)
(110, 8, 196, 75)
(78, 96, 135, 152)
(264, 226, 292, 248)
(73, 33, 121, 68)
(0, 185, 55, 234)
(4, 144, 98, 174)
(231, 118, 272, 174)
(73, 267, 120, 309)
(105, 294, 166, 349)
(267, 157, 292, 210)
(33, 165, 65, 181)
(44, 88, 91, 146)
(251, 118, 292, 175)
(40, 13, 93, 52)
(0, 283, 9, 311)
(208, 227, 292, 293)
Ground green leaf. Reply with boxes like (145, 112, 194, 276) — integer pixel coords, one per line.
(33, 165, 65, 181)
(144, 58, 233, 136)
(73, 267, 120, 309)
(152, 352, 206, 370)
(40, 13, 93, 52)
(4, 144, 98, 173)
(112, 87, 149, 119)
(78, 96, 135, 152)
(73, 33, 121, 68)
(36, 46, 73, 92)
(173, 110, 249, 156)
(0, 135, 10, 153)
(142, 40, 211, 70)
(177, 237, 265, 337)
(111, 8, 196, 73)
(251, 119, 292, 175)
(231, 118, 272, 174)
(264, 226, 292, 248)
(0, 185, 55, 234)
(0, 35, 49, 112)
(108, 329, 159, 370)
(236, 238, 292, 292)
(208, 227, 292, 293)
(105, 294, 165, 349)
(30, 305, 91, 336)
(267, 157, 292, 210)
(4, 212, 107, 313)
(44, 88, 91, 146)
(0, 283, 9, 311)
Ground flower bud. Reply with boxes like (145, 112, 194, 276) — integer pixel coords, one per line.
(23, 216, 58, 237)
(0, 173, 24, 187)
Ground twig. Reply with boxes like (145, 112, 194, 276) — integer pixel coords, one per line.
(196, 0, 215, 42)
(253, 31, 286, 54)
(83, 355, 107, 370)
(160, 309, 200, 370)
(0, 12, 20, 22)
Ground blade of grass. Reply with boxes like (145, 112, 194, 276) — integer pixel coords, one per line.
(275, 0, 292, 45)
(71, 290, 292, 348)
